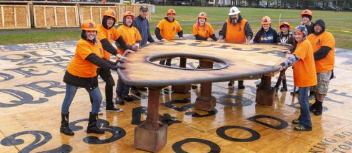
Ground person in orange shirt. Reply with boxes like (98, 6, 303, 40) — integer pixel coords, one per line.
(60, 20, 125, 136)
(301, 9, 315, 35)
(218, 6, 253, 89)
(307, 19, 335, 116)
(192, 12, 217, 41)
(155, 9, 183, 66)
(278, 25, 317, 131)
(96, 10, 133, 113)
(115, 11, 142, 105)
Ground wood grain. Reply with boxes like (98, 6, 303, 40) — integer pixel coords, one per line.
(118, 40, 289, 87)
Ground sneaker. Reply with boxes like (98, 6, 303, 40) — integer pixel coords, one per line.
(292, 119, 301, 124)
(163, 88, 173, 94)
(290, 90, 299, 95)
(115, 95, 125, 105)
(98, 109, 103, 115)
(294, 124, 312, 131)
(123, 95, 134, 102)
(280, 86, 287, 92)
(191, 85, 198, 89)
(106, 106, 123, 112)
(274, 87, 279, 92)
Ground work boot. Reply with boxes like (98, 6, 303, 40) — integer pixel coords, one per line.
(228, 81, 234, 87)
(87, 112, 105, 134)
(313, 101, 323, 116)
(115, 94, 124, 105)
(238, 81, 245, 89)
(60, 113, 74, 136)
(280, 79, 287, 92)
(309, 100, 318, 112)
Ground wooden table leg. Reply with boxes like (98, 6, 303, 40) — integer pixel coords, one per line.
(172, 57, 191, 93)
(255, 76, 275, 106)
(195, 61, 216, 111)
(134, 87, 167, 153)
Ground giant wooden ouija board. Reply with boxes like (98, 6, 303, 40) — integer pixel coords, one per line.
(1, 40, 352, 153)
(118, 40, 289, 87)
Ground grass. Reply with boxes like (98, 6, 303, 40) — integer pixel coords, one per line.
(1, 6, 352, 49)
(0, 31, 81, 45)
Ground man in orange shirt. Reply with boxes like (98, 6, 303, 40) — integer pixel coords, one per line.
(279, 25, 317, 131)
(115, 11, 142, 105)
(307, 19, 335, 116)
(155, 9, 183, 66)
(192, 12, 217, 41)
(218, 6, 253, 89)
(96, 10, 133, 113)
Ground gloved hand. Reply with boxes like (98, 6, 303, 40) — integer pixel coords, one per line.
(110, 65, 125, 70)
(115, 59, 124, 64)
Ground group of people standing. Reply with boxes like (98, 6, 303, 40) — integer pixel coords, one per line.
(191, 7, 335, 131)
(59, 6, 336, 135)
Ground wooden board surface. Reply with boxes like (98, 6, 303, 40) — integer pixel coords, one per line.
(119, 40, 290, 87)
(34, 5, 78, 28)
(1, 41, 352, 153)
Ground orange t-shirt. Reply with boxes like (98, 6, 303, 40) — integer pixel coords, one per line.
(192, 22, 215, 38)
(293, 39, 317, 87)
(225, 19, 247, 43)
(156, 19, 182, 40)
(66, 39, 104, 78)
(116, 25, 142, 55)
(307, 31, 335, 73)
(97, 24, 120, 60)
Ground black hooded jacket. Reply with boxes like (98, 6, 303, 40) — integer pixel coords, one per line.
(99, 16, 132, 56)
(312, 19, 332, 60)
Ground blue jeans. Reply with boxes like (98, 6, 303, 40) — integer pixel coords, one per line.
(116, 77, 130, 96)
(298, 87, 312, 128)
(61, 84, 102, 115)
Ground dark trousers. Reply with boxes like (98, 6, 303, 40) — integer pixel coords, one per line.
(159, 58, 172, 66)
(91, 68, 115, 107)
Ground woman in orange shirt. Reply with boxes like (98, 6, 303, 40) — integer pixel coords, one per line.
(279, 25, 317, 131)
(60, 20, 124, 136)
(192, 12, 217, 41)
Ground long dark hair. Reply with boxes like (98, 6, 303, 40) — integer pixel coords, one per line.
(102, 16, 116, 29)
